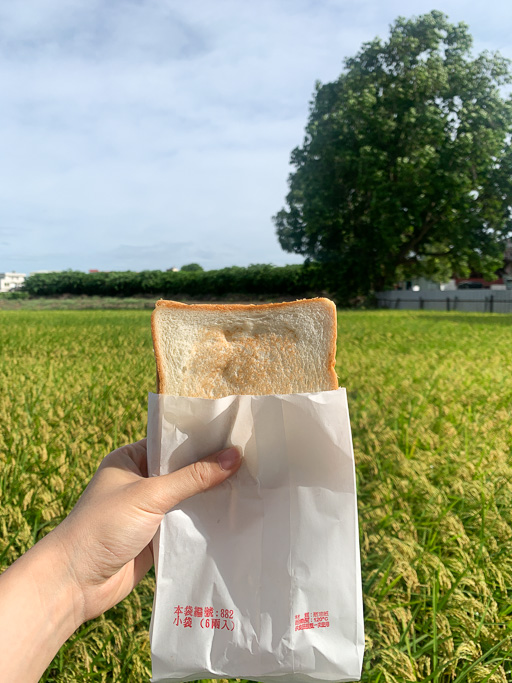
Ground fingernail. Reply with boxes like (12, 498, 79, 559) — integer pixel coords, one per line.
(217, 447, 241, 471)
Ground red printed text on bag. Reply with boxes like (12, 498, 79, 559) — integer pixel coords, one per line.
(294, 611, 330, 631)
(173, 605, 235, 631)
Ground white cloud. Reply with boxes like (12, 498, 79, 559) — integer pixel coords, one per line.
(0, 0, 511, 273)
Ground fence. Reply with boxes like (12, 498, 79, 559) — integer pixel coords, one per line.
(376, 290, 512, 314)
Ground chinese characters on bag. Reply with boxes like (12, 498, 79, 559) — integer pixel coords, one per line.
(173, 605, 235, 631)
(173, 605, 330, 633)
(294, 611, 330, 631)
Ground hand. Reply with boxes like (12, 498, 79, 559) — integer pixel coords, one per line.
(52, 438, 242, 626)
(0, 439, 241, 683)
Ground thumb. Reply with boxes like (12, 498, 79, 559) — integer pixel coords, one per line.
(141, 446, 242, 515)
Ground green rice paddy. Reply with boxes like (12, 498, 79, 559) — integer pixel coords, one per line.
(1, 309, 511, 682)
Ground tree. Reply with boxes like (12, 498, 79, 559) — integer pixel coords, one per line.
(180, 263, 204, 272)
(274, 11, 512, 298)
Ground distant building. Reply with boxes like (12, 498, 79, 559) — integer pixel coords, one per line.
(401, 276, 507, 292)
(395, 241, 512, 292)
(0, 271, 26, 292)
(396, 277, 442, 292)
(440, 279, 457, 291)
(454, 277, 506, 290)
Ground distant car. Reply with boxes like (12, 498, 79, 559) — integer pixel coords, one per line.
(457, 282, 484, 289)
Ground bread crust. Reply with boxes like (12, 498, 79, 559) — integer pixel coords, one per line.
(151, 298, 338, 396)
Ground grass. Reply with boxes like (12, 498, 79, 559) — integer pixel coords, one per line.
(0, 295, 156, 310)
(336, 311, 512, 683)
(0, 310, 154, 681)
(1, 308, 512, 681)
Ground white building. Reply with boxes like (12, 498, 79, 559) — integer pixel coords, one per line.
(0, 271, 26, 292)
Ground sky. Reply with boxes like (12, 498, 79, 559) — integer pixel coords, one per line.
(1, 0, 511, 274)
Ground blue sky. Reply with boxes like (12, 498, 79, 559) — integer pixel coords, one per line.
(1, 0, 511, 274)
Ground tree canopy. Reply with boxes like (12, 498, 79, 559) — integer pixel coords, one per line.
(180, 263, 204, 272)
(274, 11, 512, 297)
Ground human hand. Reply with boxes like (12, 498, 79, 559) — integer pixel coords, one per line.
(48, 439, 241, 628)
(0, 439, 241, 682)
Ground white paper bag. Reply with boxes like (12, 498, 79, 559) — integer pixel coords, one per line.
(147, 389, 364, 683)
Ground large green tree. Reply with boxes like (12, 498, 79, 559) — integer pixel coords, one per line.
(274, 11, 512, 297)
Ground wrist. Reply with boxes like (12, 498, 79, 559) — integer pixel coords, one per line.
(33, 529, 85, 635)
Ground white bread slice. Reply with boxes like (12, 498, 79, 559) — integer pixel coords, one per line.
(151, 298, 338, 398)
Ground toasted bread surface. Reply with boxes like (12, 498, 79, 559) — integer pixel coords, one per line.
(151, 298, 338, 397)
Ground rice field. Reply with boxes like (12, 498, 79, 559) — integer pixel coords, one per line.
(1, 308, 512, 682)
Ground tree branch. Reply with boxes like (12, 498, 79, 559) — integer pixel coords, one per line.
(397, 212, 438, 263)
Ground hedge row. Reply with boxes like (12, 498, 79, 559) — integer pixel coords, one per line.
(22, 265, 330, 299)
